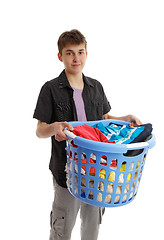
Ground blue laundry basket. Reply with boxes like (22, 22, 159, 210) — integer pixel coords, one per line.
(64, 119, 155, 207)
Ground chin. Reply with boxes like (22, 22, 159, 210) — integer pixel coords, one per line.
(71, 68, 83, 74)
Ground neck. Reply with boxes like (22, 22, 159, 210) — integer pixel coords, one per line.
(65, 69, 84, 89)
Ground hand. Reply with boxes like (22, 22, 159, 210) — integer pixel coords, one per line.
(121, 114, 142, 127)
(102, 113, 142, 126)
(51, 121, 74, 142)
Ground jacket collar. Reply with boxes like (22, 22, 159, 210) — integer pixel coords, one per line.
(57, 69, 94, 89)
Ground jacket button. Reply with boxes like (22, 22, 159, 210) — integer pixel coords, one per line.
(59, 83, 64, 88)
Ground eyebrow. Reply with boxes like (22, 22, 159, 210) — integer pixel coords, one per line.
(66, 49, 85, 52)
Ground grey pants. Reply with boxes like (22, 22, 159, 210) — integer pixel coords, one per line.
(49, 178, 105, 240)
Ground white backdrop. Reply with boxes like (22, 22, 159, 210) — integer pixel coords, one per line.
(0, 0, 163, 239)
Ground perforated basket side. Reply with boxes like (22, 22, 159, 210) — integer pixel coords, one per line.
(66, 142, 148, 207)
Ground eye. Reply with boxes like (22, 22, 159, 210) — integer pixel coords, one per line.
(67, 52, 72, 55)
(79, 51, 84, 54)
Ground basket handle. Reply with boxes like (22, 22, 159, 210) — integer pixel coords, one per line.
(64, 129, 76, 140)
(126, 134, 155, 150)
(126, 142, 149, 150)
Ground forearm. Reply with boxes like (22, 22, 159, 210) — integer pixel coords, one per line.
(103, 114, 122, 120)
(36, 120, 74, 141)
(36, 121, 54, 138)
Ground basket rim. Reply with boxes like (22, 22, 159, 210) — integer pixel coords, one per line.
(64, 119, 155, 153)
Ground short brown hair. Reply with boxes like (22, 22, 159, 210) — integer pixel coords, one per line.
(57, 29, 87, 55)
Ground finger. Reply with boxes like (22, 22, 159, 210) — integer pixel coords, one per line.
(63, 122, 74, 131)
(130, 118, 142, 127)
(134, 118, 142, 126)
(55, 122, 73, 141)
(55, 132, 68, 142)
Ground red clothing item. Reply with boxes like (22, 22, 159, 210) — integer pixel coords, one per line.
(72, 124, 114, 143)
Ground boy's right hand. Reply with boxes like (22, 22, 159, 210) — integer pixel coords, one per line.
(36, 120, 73, 140)
(51, 121, 74, 142)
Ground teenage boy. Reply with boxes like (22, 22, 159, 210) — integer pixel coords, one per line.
(33, 29, 142, 240)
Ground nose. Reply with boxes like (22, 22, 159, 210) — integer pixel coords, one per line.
(73, 53, 79, 62)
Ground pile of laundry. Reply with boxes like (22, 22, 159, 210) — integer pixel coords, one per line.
(71, 122, 152, 145)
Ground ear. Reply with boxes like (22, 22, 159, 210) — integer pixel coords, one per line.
(58, 53, 63, 62)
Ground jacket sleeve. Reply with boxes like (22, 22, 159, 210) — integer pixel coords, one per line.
(33, 82, 54, 124)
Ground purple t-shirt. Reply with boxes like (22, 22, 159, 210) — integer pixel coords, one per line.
(73, 88, 87, 121)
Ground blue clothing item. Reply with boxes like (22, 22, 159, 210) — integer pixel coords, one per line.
(93, 122, 150, 144)
(93, 122, 110, 136)
(106, 124, 144, 144)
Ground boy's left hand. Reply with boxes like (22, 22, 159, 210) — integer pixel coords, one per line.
(122, 115, 142, 127)
(103, 113, 142, 127)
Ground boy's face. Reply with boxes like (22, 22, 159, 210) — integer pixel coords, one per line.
(58, 43, 87, 75)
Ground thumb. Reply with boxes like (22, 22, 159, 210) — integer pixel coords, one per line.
(63, 121, 74, 131)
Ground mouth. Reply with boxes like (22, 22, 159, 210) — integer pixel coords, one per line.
(72, 64, 81, 67)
